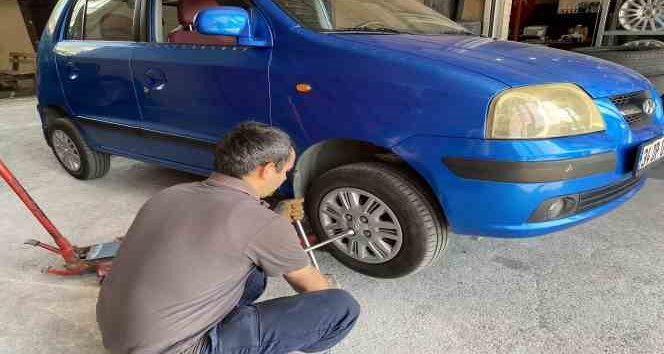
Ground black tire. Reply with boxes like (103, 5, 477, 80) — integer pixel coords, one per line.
(574, 46, 664, 77)
(306, 162, 448, 278)
(48, 118, 111, 180)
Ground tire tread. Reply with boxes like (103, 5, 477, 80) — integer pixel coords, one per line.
(307, 161, 447, 277)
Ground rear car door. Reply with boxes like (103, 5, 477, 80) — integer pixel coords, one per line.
(129, 0, 271, 172)
(54, 0, 142, 153)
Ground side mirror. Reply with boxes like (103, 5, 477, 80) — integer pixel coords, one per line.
(194, 7, 269, 47)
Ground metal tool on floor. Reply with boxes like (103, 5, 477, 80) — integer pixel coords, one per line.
(0, 158, 121, 281)
(3, 157, 351, 282)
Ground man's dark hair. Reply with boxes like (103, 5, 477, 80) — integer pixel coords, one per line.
(214, 122, 294, 178)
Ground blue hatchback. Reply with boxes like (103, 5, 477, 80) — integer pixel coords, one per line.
(38, 0, 664, 277)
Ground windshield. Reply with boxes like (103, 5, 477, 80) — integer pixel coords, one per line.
(273, 0, 471, 35)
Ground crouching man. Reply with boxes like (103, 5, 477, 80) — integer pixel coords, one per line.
(97, 122, 360, 354)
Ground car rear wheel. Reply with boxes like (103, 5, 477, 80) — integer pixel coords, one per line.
(306, 162, 448, 278)
(48, 118, 110, 180)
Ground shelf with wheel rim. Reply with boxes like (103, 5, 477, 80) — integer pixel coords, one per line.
(603, 30, 664, 35)
(595, 0, 664, 46)
(618, 0, 664, 32)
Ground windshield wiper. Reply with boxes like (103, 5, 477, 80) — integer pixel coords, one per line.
(438, 30, 474, 35)
(325, 26, 412, 34)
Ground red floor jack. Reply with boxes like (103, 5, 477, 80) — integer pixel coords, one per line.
(1, 158, 121, 281)
(2, 157, 353, 281)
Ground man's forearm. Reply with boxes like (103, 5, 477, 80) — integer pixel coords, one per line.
(287, 277, 330, 293)
(284, 266, 332, 293)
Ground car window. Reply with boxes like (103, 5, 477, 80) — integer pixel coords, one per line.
(85, 0, 136, 41)
(274, 0, 469, 35)
(274, 0, 331, 29)
(66, 0, 86, 40)
(48, 0, 71, 35)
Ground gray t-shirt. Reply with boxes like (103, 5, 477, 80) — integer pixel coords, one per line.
(96, 174, 310, 354)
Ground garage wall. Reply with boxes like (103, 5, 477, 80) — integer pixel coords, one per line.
(18, 0, 61, 49)
(459, 0, 485, 21)
(422, 0, 456, 17)
(0, 0, 35, 71)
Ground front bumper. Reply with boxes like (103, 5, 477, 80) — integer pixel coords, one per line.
(392, 91, 664, 238)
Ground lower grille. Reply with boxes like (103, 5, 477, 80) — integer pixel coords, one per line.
(610, 91, 654, 129)
(577, 176, 643, 212)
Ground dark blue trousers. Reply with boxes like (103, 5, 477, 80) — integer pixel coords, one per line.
(204, 268, 360, 354)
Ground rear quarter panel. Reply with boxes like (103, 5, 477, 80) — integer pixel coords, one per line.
(37, 0, 71, 111)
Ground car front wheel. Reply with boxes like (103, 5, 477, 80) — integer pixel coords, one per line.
(306, 162, 448, 278)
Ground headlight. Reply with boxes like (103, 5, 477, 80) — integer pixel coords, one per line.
(486, 83, 605, 139)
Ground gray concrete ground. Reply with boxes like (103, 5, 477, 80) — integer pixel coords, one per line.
(1, 97, 664, 354)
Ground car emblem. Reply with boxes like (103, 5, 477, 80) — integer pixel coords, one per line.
(565, 164, 574, 174)
(643, 98, 656, 115)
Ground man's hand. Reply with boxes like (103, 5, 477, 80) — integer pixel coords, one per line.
(274, 198, 305, 223)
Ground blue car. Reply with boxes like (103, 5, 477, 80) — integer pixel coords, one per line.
(38, 0, 664, 277)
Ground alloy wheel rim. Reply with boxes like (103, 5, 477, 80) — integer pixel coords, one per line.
(319, 187, 403, 264)
(52, 130, 81, 172)
(619, 0, 664, 31)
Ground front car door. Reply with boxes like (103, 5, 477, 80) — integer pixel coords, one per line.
(129, 0, 272, 173)
(54, 0, 143, 153)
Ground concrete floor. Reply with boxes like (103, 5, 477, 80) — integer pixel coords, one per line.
(1, 97, 664, 354)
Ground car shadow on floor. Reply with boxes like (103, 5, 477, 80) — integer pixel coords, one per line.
(652, 163, 664, 180)
(103, 159, 203, 194)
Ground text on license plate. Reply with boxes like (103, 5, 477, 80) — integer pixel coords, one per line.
(636, 136, 664, 172)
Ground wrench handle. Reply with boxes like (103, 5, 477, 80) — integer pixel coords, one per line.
(294, 220, 320, 270)
(304, 229, 355, 252)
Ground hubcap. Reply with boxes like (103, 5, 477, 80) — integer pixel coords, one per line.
(319, 188, 403, 264)
(52, 130, 81, 172)
(619, 0, 664, 31)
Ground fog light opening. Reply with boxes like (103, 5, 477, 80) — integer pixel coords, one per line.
(547, 199, 565, 220)
(546, 196, 578, 220)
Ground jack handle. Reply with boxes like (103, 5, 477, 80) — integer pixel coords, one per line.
(1, 158, 79, 264)
(24, 239, 62, 255)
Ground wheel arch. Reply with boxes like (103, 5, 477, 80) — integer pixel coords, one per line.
(38, 105, 70, 145)
(293, 138, 448, 225)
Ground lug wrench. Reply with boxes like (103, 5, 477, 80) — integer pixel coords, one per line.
(294, 220, 355, 270)
(304, 229, 356, 253)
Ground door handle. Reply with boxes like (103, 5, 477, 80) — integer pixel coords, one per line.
(143, 68, 167, 93)
(65, 61, 79, 80)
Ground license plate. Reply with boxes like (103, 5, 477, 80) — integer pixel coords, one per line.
(635, 136, 664, 175)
